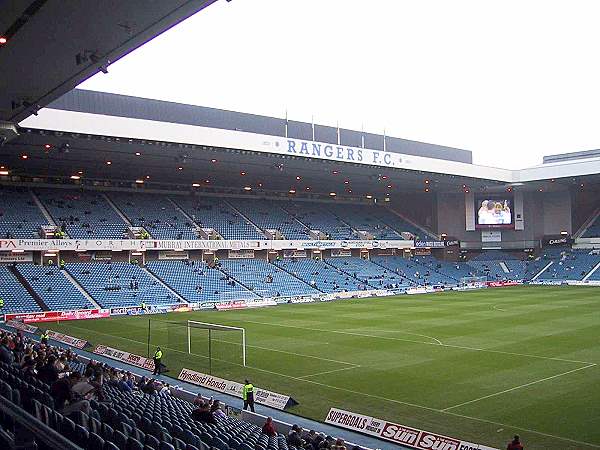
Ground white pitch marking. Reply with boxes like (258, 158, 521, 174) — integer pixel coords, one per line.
(442, 363, 597, 411)
(58, 323, 600, 448)
(492, 304, 507, 312)
(298, 365, 362, 379)
(240, 320, 594, 365)
(367, 329, 443, 345)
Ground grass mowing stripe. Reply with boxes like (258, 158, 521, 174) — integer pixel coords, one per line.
(240, 319, 595, 364)
(442, 363, 597, 411)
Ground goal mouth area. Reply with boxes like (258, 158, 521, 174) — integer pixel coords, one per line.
(147, 319, 247, 371)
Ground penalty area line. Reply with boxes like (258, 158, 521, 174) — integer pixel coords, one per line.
(442, 363, 597, 411)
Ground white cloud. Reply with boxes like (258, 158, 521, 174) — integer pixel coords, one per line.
(79, 0, 600, 169)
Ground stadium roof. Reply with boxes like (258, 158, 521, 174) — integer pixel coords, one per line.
(0, 0, 217, 123)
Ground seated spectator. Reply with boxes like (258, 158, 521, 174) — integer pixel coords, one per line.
(191, 401, 217, 424)
(50, 372, 91, 416)
(288, 425, 305, 448)
(38, 355, 60, 385)
(210, 399, 226, 419)
(333, 438, 347, 450)
(261, 417, 277, 437)
(193, 393, 205, 407)
(0, 337, 14, 365)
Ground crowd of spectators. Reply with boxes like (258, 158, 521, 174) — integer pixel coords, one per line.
(260, 420, 360, 450)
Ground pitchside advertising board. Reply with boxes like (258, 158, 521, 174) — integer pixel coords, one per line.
(47, 330, 88, 349)
(178, 368, 296, 410)
(325, 408, 498, 450)
(5, 308, 110, 323)
(94, 345, 155, 371)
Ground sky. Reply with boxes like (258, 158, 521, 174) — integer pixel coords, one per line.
(79, 0, 600, 169)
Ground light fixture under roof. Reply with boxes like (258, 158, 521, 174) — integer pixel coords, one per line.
(329, 192, 336, 197)
(211, 159, 217, 163)
(289, 189, 296, 194)
(366, 194, 373, 199)
(192, 183, 201, 187)
(178, 166, 183, 171)
(135, 179, 144, 184)
(21, 154, 28, 159)
(0, 37, 7, 45)
(135, 152, 141, 156)
(243, 186, 252, 191)
(106, 161, 112, 165)
(296, 176, 302, 180)
(70, 175, 80, 180)
(0, 170, 10, 176)
(145, 175, 150, 179)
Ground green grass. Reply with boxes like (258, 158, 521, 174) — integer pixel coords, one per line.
(47, 286, 600, 450)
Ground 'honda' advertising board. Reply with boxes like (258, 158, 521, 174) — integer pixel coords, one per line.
(325, 408, 498, 450)
(178, 368, 295, 410)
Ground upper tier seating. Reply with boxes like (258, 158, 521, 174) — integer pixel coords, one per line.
(66, 262, 178, 307)
(369, 207, 427, 238)
(273, 258, 368, 292)
(146, 260, 258, 302)
(282, 202, 355, 239)
(582, 212, 600, 237)
(15, 264, 94, 311)
(173, 196, 265, 240)
(227, 199, 309, 239)
(0, 187, 48, 238)
(327, 204, 403, 239)
(324, 256, 410, 289)
(538, 250, 600, 281)
(36, 189, 128, 239)
(109, 192, 197, 240)
(218, 259, 320, 297)
(371, 256, 455, 285)
(0, 265, 41, 313)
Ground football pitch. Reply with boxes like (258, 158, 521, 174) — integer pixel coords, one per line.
(48, 286, 599, 449)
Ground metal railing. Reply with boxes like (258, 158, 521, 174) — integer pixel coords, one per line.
(0, 395, 82, 450)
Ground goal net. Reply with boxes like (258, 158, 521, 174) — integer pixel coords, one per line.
(148, 320, 246, 374)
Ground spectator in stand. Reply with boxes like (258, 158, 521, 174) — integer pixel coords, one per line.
(193, 393, 204, 407)
(333, 438, 347, 450)
(288, 425, 305, 448)
(261, 417, 277, 436)
(191, 400, 217, 424)
(38, 355, 60, 385)
(507, 435, 524, 450)
(0, 337, 14, 365)
(210, 399, 226, 419)
(50, 372, 91, 416)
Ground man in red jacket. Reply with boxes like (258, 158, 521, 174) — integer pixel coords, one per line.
(507, 435, 523, 450)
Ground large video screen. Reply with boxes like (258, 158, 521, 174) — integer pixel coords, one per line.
(475, 196, 513, 228)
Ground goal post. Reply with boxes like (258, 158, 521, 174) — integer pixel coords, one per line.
(186, 320, 246, 367)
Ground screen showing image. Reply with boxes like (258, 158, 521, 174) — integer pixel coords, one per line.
(475, 197, 513, 228)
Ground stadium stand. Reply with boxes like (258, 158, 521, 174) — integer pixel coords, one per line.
(146, 260, 259, 302)
(371, 256, 455, 286)
(36, 189, 129, 239)
(0, 186, 49, 238)
(411, 256, 475, 282)
(226, 198, 309, 239)
(0, 265, 41, 313)
(109, 192, 198, 240)
(173, 196, 265, 240)
(15, 264, 94, 311)
(324, 256, 409, 289)
(466, 251, 545, 281)
(327, 205, 403, 239)
(0, 329, 335, 450)
(581, 213, 600, 237)
(273, 257, 369, 292)
(538, 249, 600, 281)
(370, 207, 428, 238)
(66, 262, 178, 308)
(281, 202, 355, 239)
(218, 258, 320, 297)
